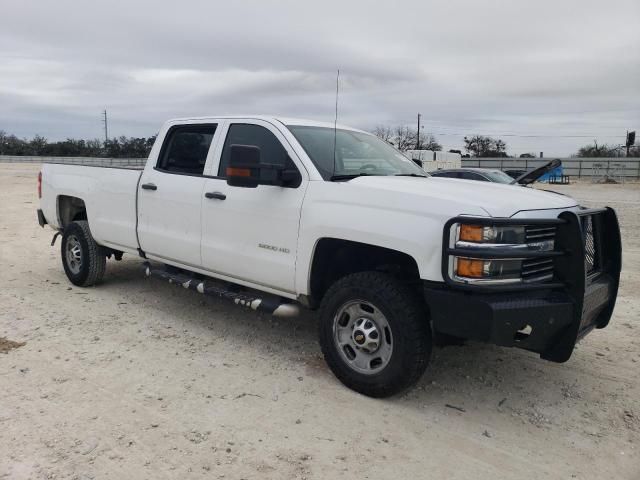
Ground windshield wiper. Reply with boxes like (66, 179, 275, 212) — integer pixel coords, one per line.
(329, 173, 373, 181)
(394, 173, 427, 178)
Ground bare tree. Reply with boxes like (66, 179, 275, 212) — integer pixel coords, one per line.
(373, 125, 393, 143)
(575, 142, 623, 157)
(372, 125, 442, 152)
(418, 133, 442, 151)
(392, 126, 415, 151)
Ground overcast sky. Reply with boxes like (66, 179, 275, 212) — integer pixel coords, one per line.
(1, 0, 638, 156)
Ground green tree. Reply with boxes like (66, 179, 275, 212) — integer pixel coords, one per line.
(0, 130, 157, 158)
(464, 135, 509, 157)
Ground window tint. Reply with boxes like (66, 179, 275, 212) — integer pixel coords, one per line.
(219, 124, 296, 185)
(157, 124, 216, 175)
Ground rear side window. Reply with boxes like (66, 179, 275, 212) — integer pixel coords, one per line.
(218, 124, 296, 185)
(157, 124, 217, 175)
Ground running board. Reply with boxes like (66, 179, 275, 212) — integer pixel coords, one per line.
(143, 262, 299, 317)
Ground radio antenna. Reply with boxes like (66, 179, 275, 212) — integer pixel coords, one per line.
(332, 69, 340, 177)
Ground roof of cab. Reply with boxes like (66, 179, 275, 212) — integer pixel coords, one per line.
(166, 115, 368, 134)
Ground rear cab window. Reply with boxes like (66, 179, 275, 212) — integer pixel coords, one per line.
(156, 124, 217, 175)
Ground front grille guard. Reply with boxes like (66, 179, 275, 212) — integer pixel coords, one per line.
(441, 208, 622, 362)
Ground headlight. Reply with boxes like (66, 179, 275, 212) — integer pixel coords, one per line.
(455, 257, 522, 281)
(459, 224, 525, 244)
(445, 219, 558, 286)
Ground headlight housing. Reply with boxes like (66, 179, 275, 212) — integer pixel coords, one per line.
(444, 218, 560, 287)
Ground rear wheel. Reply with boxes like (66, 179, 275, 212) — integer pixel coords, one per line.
(319, 271, 431, 397)
(61, 220, 106, 287)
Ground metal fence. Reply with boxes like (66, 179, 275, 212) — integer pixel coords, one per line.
(0, 155, 146, 168)
(461, 157, 640, 180)
(2, 155, 639, 180)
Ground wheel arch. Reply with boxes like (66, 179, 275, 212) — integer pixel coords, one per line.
(57, 195, 88, 228)
(306, 237, 421, 308)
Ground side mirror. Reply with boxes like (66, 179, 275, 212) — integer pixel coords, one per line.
(226, 144, 260, 188)
(279, 167, 302, 188)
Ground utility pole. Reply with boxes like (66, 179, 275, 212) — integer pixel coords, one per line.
(627, 131, 630, 157)
(626, 130, 635, 157)
(416, 113, 421, 150)
(102, 109, 109, 144)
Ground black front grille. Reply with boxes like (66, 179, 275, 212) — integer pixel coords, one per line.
(582, 216, 598, 274)
(521, 225, 556, 283)
(521, 257, 554, 282)
(525, 225, 556, 242)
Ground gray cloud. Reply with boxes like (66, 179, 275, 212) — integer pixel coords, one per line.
(0, 0, 638, 156)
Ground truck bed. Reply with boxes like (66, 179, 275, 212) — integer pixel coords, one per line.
(40, 163, 143, 253)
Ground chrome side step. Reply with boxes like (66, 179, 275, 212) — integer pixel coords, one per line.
(143, 262, 299, 317)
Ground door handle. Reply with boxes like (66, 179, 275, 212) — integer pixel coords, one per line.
(141, 183, 157, 191)
(205, 191, 226, 200)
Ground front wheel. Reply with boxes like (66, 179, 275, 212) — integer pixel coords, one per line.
(319, 271, 431, 397)
(61, 220, 106, 287)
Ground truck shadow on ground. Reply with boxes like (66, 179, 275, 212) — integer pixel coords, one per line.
(102, 259, 602, 418)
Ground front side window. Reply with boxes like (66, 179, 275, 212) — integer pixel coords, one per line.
(287, 125, 426, 180)
(157, 124, 216, 175)
(219, 124, 297, 185)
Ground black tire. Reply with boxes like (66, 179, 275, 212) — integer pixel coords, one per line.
(319, 271, 431, 397)
(61, 220, 106, 287)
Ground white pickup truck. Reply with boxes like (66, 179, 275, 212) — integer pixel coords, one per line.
(37, 116, 622, 397)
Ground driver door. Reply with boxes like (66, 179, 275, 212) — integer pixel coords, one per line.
(200, 120, 308, 294)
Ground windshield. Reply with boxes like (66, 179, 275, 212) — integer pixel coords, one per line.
(484, 170, 515, 184)
(287, 125, 427, 180)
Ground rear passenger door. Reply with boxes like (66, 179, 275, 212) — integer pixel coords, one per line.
(138, 123, 219, 267)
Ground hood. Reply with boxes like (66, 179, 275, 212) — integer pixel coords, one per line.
(512, 159, 562, 185)
(347, 175, 578, 217)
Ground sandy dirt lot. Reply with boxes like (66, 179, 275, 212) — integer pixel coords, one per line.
(1, 163, 639, 479)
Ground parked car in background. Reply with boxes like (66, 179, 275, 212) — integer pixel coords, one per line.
(504, 169, 527, 180)
(431, 159, 562, 186)
(429, 167, 514, 183)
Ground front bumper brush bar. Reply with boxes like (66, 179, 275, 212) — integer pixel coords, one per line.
(427, 208, 621, 362)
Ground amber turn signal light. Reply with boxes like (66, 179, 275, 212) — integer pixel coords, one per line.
(456, 258, 484, 278)
(226, 167, 251, 177)
(459, 224, 483, 242)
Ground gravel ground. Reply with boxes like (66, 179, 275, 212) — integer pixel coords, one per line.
(1, 164, 639, 479)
